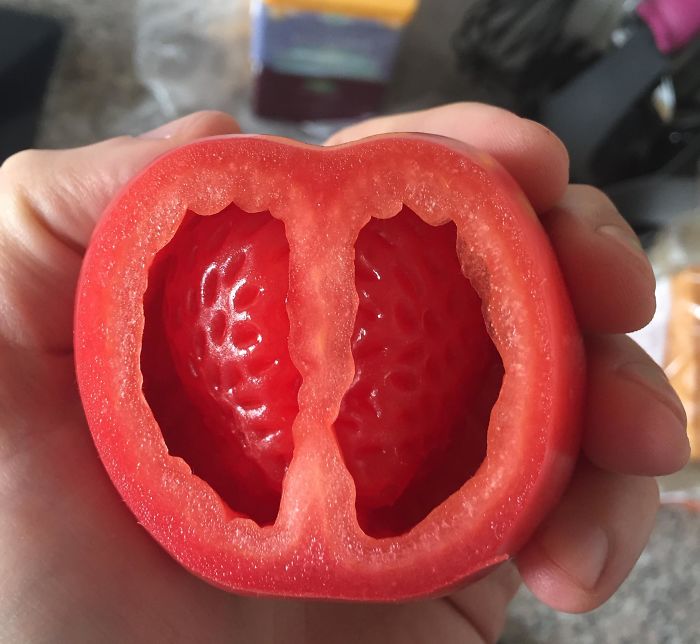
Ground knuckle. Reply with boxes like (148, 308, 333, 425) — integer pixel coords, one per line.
(0, 148, 42, 181)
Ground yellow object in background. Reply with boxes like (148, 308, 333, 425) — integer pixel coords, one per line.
(262, 0, 419, 24)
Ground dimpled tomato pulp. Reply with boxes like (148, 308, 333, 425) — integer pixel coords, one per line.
(142, 205, 500, 537)
(75, 135, 584, 600)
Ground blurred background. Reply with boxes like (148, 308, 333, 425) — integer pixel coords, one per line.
(1, 0, 699, 641)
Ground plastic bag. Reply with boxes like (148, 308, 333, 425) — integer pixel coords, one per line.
(134, 0, 251, 118)
(132, 0, 343, 142)
(632, 210, 700, 507)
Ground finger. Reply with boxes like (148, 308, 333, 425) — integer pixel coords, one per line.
(0, 111, 240, 352)
(583, 334, 689, 476)
(326, 102, 569, 214)
(299, 563, 520, 644)
(541, 185, 656, 333)
(443, 562, 521, 643)
(0, 110, 240, 250)
(517, 460, 659, 613)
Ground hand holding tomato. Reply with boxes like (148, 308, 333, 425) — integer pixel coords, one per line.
(0, 105, 688, 643)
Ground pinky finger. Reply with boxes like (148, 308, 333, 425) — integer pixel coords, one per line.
(516, 460, 659, 613)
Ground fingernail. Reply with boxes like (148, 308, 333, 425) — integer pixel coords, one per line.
(138, 117, 186, 140)
(618, 361, 688, 428)
(543, 525, 609, 591)
(137, 111, 237, 140)
(597, 224, 645, 257)
(139, 113, 196, 139)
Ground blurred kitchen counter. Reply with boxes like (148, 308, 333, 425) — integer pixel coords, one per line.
(2, 0, 700, 642)
(504, 505, 700, 643)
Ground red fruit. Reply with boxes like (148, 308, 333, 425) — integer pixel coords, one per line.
(76, 135, 584, 600)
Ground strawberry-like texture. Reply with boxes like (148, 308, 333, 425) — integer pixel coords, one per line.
(150, 204, 500, 532)
(337, 210, 499, 534)
(161, 209, 301, 524)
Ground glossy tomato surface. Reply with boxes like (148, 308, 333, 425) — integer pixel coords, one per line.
(75, 134, 584, 600)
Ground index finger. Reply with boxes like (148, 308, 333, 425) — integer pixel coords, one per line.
(326, 102, 570, 214)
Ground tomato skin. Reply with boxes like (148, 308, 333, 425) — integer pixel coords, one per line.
(74, 134, 584, 600)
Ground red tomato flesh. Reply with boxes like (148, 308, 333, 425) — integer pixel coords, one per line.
(75, 135, 584, 600)
(143, 205, 501, 537)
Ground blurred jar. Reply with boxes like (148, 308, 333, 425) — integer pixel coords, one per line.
(250, 0, 418, 121)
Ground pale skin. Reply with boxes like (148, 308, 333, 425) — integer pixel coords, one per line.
(0, 104, 689, 643)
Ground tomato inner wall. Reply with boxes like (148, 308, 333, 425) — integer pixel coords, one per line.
(140, 204, 502, 534)
(339, 209, 502, 537)
(141, 207, 299, 525)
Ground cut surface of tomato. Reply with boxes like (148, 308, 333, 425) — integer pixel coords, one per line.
(143, 204, 500, 537)
(75, 134, 584, 600)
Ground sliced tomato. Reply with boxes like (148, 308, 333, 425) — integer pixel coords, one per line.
(75, 134, 584, 600)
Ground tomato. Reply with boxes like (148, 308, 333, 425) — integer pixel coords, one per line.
(75, 134, 584, 600)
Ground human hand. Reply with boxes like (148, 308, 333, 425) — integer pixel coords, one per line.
(0, 105, 688, 643)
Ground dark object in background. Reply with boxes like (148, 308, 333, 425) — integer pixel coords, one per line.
(253, 68, 386, 122)
(540, 18, 670, 185)
(452, 0, 588, 113)
(0, 8, 63, 162)
(452, 0, 700, 240)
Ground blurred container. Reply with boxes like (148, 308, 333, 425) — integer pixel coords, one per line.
(250, 0, 418, 121)
(634, 209, 700, 456)
(633, 210, 700, 506)
(666, 266, 700, 458)
(654, 215, 700, 461)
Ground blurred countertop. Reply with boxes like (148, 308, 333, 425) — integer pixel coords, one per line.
(2, 0, 700, 642)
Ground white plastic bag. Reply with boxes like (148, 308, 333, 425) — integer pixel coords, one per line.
(134, 0, 251, 118)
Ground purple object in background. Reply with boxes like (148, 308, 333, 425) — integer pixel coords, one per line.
(637, 0, 700, 53)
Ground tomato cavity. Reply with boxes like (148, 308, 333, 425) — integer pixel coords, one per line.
(141, 202, 503, 537)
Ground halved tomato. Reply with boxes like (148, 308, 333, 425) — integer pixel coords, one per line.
(75, 134, 584, 600)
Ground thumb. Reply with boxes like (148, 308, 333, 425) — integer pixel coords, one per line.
(0, 111, 240, 353)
